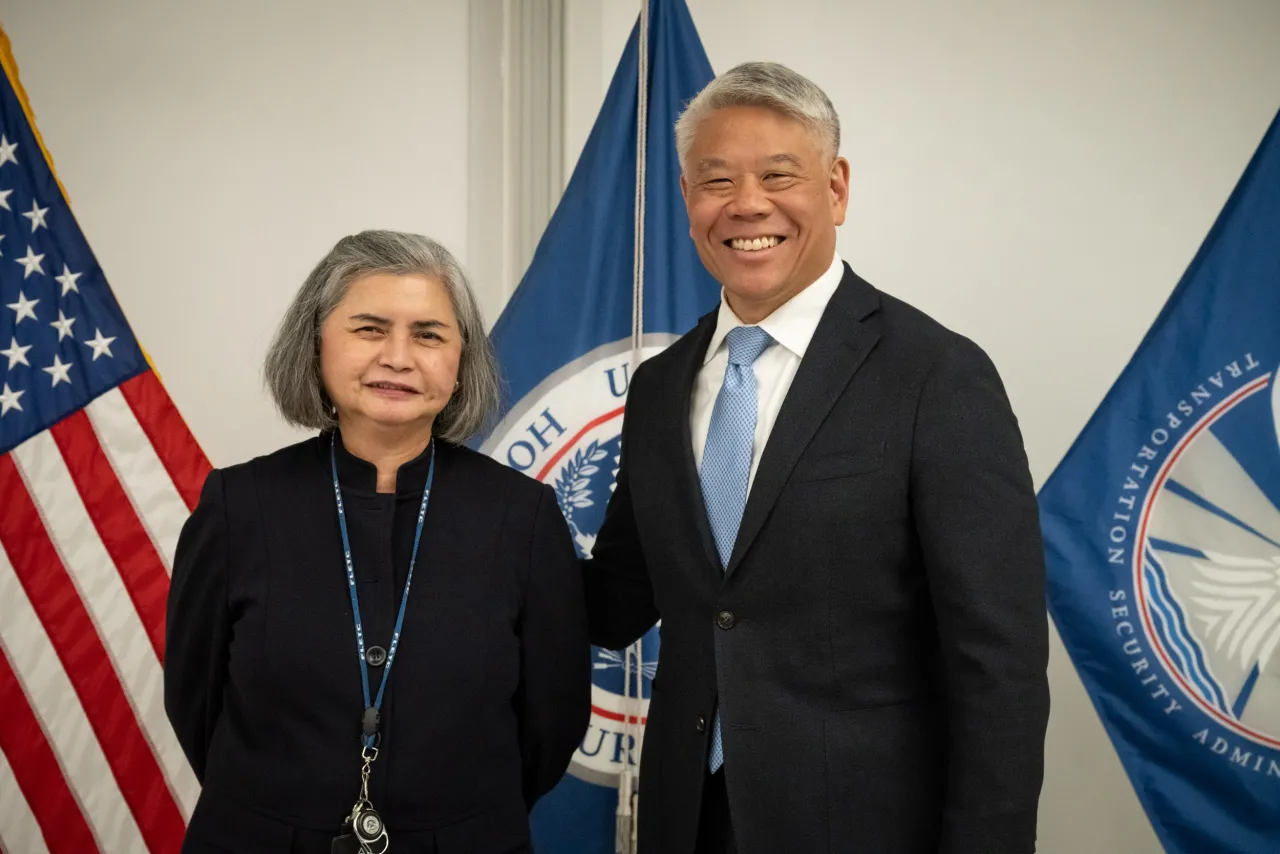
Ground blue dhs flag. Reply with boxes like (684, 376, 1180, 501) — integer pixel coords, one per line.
(478, 1, 717, 852)
(1039, 110, 1280, 853)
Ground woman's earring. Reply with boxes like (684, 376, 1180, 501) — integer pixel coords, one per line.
(454, 381, 461, 391)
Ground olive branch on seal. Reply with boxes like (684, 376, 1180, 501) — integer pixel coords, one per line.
(554, 440, 612, 557)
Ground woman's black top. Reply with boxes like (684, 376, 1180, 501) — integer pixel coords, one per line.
(164, 433, 590, 853)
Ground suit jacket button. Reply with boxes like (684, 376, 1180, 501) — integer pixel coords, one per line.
(716, 610, 736, 630)
(696, 715, 707, 732)
(366, 645, 388, 667)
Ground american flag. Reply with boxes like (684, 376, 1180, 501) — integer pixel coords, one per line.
(0, 29, 207, 854)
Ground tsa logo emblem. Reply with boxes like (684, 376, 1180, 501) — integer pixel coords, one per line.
(1105, 351, 1280, 776)
(482, 337, 676, 786)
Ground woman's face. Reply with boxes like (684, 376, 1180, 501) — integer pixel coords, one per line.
(319, 272, 462, 435)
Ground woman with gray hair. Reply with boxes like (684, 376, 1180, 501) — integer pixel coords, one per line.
(164, 230, 589, 854)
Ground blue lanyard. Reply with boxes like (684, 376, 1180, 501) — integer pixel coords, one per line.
(330, 433, 434, 748)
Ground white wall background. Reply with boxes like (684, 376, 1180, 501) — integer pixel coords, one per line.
(4, 0, 1279, 851)
(1, 0, 471, 466)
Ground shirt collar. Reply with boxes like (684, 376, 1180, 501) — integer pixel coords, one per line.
(702, 252, 845, 366)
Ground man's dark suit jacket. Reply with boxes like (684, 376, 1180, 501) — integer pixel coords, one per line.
(165, 434, 589, 853)
(586, 264, 1050, 854)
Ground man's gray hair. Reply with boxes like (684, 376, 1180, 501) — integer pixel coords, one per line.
(264, 230, 499, 444)
(674, 61, 840, 171)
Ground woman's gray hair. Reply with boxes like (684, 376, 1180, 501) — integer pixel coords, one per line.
(674, 61, 840, 171)
(264, 230, 499, 444)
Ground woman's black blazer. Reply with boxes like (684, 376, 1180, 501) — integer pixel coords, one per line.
(164, 434, 590, 852)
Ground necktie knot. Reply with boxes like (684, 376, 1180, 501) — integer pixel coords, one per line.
(725, 325, 773, 366)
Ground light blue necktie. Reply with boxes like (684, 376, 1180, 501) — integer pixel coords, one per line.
(699, 325, 774, 774)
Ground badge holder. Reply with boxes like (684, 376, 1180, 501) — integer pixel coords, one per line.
(331, 744, 390, 854)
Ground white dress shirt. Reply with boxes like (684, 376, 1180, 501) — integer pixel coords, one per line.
(691, 252, 845, 490)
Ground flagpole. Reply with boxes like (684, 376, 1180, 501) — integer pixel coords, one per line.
(630, 0, 649, 362)
(619, 4, 650, 851)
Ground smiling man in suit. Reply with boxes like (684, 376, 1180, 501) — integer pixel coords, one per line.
(585, 61, 1050, 854)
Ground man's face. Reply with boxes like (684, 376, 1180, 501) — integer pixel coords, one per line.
(681, 105, 850, 322)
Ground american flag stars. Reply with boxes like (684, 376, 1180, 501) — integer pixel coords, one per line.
(0, 131, 118, 425)
(56, 264, 82, 295)
(85, 328, 116, 361)
(16, 244, 44, 277)
(1, 337, 30, 368)
(42, 353, 72, 386)
(0, 380, 21, 414)
(50, 308, 76, 341)
(6, 289, 36, 323)
(23, 199, 48, 231)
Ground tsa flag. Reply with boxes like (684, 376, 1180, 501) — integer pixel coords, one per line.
(479, 0, 718, 851)
(1039, 109, 1280, 853)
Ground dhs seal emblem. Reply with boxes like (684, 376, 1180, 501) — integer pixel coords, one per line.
(1104, 351, 1280, 776)
(482, 337, 675, 786)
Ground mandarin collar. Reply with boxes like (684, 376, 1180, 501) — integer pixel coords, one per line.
(323, 430, 436, 496)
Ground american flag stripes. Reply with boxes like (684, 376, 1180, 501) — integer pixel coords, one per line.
(0, 26, 209, 854)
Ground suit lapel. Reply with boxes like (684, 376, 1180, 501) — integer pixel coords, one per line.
(661, 312, 724, 577)
(725, 266, 882, 578)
